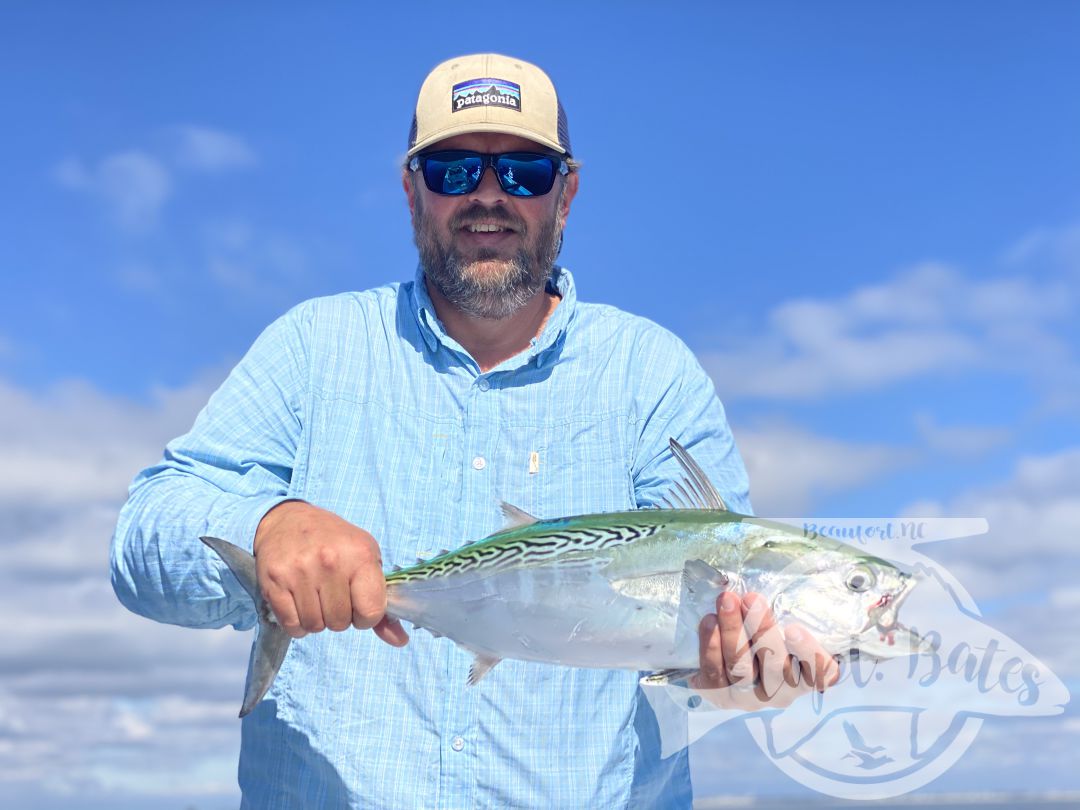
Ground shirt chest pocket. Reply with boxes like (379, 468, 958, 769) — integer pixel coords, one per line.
(492, 414, 635, 520)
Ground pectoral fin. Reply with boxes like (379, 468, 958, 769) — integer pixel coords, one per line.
(673, 559, 730, 652)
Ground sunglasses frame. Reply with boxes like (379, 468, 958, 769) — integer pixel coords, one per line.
(409, 150, 569, 197)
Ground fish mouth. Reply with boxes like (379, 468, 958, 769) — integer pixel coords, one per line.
(857, 575, 935, 657)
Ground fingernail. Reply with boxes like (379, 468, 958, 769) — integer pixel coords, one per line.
(701, 614, 718, 633)
(786, 626, 803, 643)
(720, 593, 737, 612)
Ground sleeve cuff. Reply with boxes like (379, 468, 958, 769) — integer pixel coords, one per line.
(222, 495, 309, 555)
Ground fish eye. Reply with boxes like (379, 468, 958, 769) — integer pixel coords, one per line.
(845, 566, 876, 593)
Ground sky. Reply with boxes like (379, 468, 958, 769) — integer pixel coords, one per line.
(2, 1, 1079, 807)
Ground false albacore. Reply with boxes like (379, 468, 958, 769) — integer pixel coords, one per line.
(202, 439, 931, 717)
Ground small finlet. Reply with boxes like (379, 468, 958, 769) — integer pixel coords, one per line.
(391, 564, 403, 572)
(641, 668, 699, 686)
(467, 653, 502, 685)
(500, 501, 539, 529)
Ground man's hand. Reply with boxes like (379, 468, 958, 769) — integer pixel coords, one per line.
(253, 501, 409, 646)
(691, 591, 839, 709)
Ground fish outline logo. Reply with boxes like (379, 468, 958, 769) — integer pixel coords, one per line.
(643, 517, 1071, 800)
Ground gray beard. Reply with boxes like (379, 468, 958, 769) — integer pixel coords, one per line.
(413, 197, 563, 320)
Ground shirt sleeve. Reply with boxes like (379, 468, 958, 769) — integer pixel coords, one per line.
(631, 326, 752, 516)
(110, 303, 311, 631)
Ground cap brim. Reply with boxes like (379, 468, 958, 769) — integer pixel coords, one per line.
(407, 122, 567, 157)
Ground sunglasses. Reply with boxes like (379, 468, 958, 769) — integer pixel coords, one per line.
(409, 150, 569, 197)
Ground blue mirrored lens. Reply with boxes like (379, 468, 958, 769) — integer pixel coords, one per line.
(420, 152, 559, 196)
(496, 154, 556, 197)
(423, 153, 484, 195)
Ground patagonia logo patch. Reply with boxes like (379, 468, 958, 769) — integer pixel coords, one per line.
(452, 78, 521, 113)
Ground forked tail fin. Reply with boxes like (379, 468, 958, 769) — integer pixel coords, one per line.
(201, 536, 291, 717)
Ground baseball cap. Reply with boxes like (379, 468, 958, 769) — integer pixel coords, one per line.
(407, 53, 572, 158)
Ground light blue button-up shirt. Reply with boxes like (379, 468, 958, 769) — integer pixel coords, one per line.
(111, 267, 750, 809)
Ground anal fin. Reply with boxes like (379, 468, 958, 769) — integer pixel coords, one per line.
(467, 653, 502, 686)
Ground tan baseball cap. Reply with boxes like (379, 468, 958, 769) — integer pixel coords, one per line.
(407, 53, 572, 157)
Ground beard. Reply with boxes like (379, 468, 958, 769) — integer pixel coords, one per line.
(413, 193, 564, 320)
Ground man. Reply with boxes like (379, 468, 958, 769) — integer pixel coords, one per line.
(112, 54, 837, 809)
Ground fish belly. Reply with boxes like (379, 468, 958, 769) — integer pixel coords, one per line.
(387, 563, 700, 671)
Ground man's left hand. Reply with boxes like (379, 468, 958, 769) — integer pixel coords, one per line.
(691, 591, 840, 710)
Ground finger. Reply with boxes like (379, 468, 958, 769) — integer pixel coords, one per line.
(349, 566, 387, 630)
(373, 616, 410, 647)
(718, 591, 753, 684)
(292, 581, 326, 635)
(785, 625, 840, 691)
(692, 614, 726, 690)
(262, 586, 307, 639)
(744, 595, 788, 697)
(318, 576, 353, 632)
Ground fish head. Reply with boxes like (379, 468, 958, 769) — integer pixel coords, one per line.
(764, 546, 934, 661)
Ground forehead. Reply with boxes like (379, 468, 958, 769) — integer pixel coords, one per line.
(426, 131, 553, 154)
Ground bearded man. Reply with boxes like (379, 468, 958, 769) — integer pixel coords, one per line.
(112, 54, 837, 809)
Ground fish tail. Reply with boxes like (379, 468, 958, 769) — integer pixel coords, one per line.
(201, 536, 291, 718)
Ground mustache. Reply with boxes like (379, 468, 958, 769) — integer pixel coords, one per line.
(450, 204, 525, 233)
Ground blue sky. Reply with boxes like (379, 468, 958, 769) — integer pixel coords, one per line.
(2, 2, 1079, 807)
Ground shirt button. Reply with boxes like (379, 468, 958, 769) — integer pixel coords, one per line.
(472, 456, 486, 471)
(476, 377, 490, 391)
(451, 736, 465, 752)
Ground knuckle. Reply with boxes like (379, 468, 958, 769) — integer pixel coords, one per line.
(317, 545, 340, 571)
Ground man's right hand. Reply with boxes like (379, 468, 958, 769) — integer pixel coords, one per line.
(253, 500, 409, 646)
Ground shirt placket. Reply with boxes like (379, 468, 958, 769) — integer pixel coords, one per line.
(438, 368, 498, 809)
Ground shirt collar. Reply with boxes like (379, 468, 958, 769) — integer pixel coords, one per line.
(409, 265, 577, 372)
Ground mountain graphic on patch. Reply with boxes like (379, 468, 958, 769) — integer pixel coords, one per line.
(452, 78, 521, 113)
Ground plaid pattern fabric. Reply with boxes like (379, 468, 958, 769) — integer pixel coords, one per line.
(112, 267, 751, 809)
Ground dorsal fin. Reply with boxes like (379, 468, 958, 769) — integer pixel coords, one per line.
(500, 501, 539, 529)
(665, 438, 728, 511)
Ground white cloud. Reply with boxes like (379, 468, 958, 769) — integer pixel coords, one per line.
(202, 218, 308, 298)
(173, 125, 257, 172)
(51, 125, 256, 235)
(700, 260, 1075, 402)
(53, 151, 172, 229)
(898, 446, 1080, 682)
(1003, 221, 1080, 277)
(913, 412, 1012, 459)
(736, 422, 914, 514)
(0, 371, 250, 803)
(0, 374, 222, 508)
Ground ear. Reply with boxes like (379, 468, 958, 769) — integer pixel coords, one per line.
(403, 168, 416, 217)
(557, 171, 579, 226)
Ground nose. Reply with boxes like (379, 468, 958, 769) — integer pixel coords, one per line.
(467, 159, 507, 205)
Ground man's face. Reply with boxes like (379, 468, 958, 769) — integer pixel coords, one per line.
(405, 132, 578, 320)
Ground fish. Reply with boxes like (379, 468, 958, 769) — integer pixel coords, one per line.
(202, 438, 931, 718)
